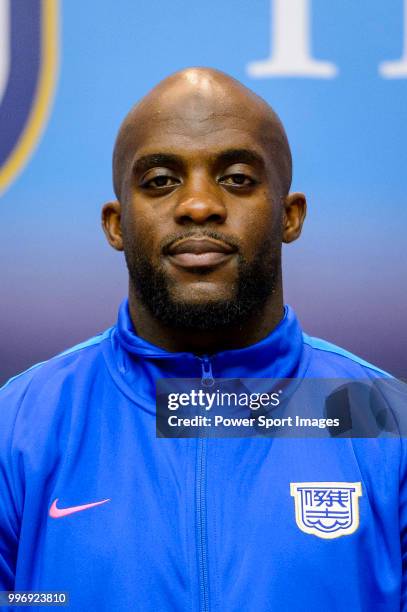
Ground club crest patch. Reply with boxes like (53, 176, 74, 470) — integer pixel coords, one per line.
(0, 0, 58, 194)
(290, 482, 362, 539)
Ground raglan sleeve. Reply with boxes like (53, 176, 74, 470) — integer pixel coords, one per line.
(400, 432, 407, 610)
(0, 380, 25, 590)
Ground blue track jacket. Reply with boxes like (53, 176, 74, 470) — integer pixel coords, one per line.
(0, 300, 406, 611)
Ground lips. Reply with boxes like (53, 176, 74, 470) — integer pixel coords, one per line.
(166, 238, 237, 269)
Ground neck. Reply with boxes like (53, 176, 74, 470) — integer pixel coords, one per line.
(127, 285, 285, 354)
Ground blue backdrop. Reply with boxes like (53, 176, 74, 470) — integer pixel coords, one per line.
(1, 0, 406, 384)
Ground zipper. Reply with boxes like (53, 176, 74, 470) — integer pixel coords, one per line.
(196, 354, 212, 610)
(199, 355, 214, 387)
(196, 437, 209, 612)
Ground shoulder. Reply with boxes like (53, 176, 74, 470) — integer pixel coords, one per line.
(0, 327, 114, 416)
(302, 333, 392, 378)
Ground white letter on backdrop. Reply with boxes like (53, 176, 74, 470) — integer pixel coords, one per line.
(247, 0, 338, 78)
(380, 0, 407, 77)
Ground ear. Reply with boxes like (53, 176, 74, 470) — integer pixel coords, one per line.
(101, 200, 124, 251)
(282, 192, 307, 244)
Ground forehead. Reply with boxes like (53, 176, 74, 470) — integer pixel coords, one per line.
(128, 94, 268, 162)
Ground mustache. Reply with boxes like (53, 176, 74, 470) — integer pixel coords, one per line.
(161, 229, 242, 254)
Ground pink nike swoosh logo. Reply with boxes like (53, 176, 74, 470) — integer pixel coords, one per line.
(49, 497, 111, 518)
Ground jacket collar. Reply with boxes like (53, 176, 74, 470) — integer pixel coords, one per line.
(102, 299, 308, 405)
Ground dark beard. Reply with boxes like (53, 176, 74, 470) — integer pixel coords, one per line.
(124, 231, 281, 331)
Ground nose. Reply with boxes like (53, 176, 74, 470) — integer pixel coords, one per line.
(174, 182, 227, 225)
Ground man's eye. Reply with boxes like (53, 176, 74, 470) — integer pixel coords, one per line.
(141, 175, 180, 189)
(219, 173, 256, 187)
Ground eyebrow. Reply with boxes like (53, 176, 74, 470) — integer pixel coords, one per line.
(132, 147, 266, 175)
(215, 148, 265, 169)
(132, 153, 181, 176)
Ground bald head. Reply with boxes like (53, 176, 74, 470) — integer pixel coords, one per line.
(112, 67, 292, 201)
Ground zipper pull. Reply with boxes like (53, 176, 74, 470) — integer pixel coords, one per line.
(200, 355, 214, 387)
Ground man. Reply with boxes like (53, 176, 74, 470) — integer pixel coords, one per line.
(0, 68, 405, 611)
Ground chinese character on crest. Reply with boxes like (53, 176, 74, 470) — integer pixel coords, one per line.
(290, 482, 362, 539)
